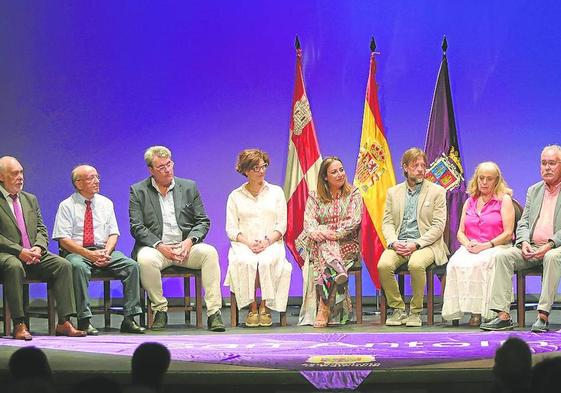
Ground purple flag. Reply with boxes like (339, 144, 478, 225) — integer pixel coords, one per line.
(424, 38, 467, 254)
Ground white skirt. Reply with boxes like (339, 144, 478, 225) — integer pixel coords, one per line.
(224, 241, 292, 312)
(441, 245, 507, 320)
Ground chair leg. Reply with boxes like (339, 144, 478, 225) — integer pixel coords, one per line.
(280, 311, 287, 327)
(230, 292, 238, 327)
(184, 276, 191, 326)
(380, 290, 387, 324)
(427, 270, 434, 326)
(3, 286, 12, 336)
(47, 283, 56, 336)
(355, 270, 363, 324)
(195, 274, 203, 329)
(139, 287, 146, 327)
(145, 288, 154, 329)
(104, 281, 111, 328)
(23, 283, 30, 328)
(517, 273, 526, 328)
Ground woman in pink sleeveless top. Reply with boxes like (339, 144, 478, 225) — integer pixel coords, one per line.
(442, 162, 515, 326)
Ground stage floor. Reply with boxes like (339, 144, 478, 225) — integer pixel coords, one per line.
(1, 305, 561, 392)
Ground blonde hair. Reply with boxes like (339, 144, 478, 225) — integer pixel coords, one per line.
(317, 156, 352, 203)
(144, 146, 172, 167)
(400, 147, 427, 178)
(235, 149, 270, 177)
(467, 161, 512, 198)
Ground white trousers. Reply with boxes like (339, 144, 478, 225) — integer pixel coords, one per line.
(137, 243, 222, 316)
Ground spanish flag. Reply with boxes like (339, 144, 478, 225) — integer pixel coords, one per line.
(284, 37, 322, 267)
(353, 40, 396, 288)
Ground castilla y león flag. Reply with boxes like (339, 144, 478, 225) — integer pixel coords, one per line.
(283, 38, 322, 267)
(353, 42, 396, 289)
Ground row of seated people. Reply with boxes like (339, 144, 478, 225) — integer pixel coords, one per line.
(0, 143, 560, 340)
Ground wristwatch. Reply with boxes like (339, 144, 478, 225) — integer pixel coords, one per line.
(548, 240, 556, 249)
(189, 237, 200, 245)
(414, 243, 421, 250)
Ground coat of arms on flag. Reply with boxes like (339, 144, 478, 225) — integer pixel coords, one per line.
(425, 147, 464, 191)
(355, 142, 388, 192)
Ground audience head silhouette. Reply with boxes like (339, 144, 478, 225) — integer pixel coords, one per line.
(532, 356, 561, 393)
(492, 337, 532, 393)
(9, 346, 53, 382)
(131, 342, 171, 391)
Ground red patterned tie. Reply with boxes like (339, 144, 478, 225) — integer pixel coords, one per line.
(83, 200, 94, 247)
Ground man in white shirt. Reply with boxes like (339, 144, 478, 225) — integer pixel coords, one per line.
(53, 165, 144, 334)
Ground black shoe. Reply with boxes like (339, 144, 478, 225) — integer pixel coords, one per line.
(207, 311, 226, 332)
(480, 317, 514, 331)
(78, 319, 99, 336)
(120, 318, 146, 334)
(151, 311, 167, 330)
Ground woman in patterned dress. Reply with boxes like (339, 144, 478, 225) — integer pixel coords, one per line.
(224, 149, 292, 327)
(296, 157, 362, 327)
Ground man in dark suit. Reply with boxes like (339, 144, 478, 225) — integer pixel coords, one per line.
(0, 156, 85, 339)
(129, 146, 225, 331)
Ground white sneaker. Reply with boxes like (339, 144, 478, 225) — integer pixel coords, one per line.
(385, 309, 407, 326)
(405, 312, 422, 327)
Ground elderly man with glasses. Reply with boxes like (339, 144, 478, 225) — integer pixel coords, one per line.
(53, 164, 145, 335)
(129, 146, 225, 332)
(481, 145, 561, 332)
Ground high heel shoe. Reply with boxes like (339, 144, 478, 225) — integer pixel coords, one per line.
(313, 302, 330, 328)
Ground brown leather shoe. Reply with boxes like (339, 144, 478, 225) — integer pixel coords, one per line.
(55, 321, 86, 337)
(13, 323, 32, 341)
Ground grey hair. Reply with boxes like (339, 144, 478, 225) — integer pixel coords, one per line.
(71, 164, 89, 188)
(0, 156, 19, 175)
(144, 146, 172, 167)
(542, 144, 561, 157)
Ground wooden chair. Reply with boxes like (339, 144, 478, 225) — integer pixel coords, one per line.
(379, 262, 447, 326)
(349, 264, 363, 324)
(515, 265, 543, 328)
(2, 279, 56, 336)
(140, 266, 203, 329)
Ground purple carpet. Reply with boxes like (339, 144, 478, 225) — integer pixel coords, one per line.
(2, 331, 561, 390)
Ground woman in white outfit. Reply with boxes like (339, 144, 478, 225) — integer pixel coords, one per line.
(224, 149, 292, 327)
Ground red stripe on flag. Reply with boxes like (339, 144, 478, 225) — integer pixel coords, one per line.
(360, 203, 383, 289)
(285, 180, 309, 267)
(365, 54, 386, 137)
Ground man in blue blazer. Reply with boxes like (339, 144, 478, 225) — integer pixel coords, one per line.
(129, 146, 224, 331)
(481, 145, 561, 332)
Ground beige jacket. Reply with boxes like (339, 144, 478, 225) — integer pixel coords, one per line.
(382, 180, 449, 265)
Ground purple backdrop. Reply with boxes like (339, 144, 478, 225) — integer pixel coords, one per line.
(1, 1, 560, 300)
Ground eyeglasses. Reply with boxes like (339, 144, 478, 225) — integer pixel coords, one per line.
(153, 161, 174, 173)
(77, 175, 100, 183)
(541, 160, 561, 168)
(251, 164, 269, 172)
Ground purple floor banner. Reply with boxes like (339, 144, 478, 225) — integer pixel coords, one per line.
(2, 331, 561, 390)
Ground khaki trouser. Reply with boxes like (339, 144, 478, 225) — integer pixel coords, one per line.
(137, 243, 222, 316)
(488, 245, 561, 314)
(378, 247, 435, 314)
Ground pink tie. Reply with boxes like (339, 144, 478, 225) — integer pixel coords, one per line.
(9, 194, 32, 249)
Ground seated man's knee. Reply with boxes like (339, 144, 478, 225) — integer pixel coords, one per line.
(378, 250, 397, 273)
(543, 248, 561, 266)
(198, 243, 219, 262)
(137, 248, 159, 268)
(4, 256, 25, 276)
